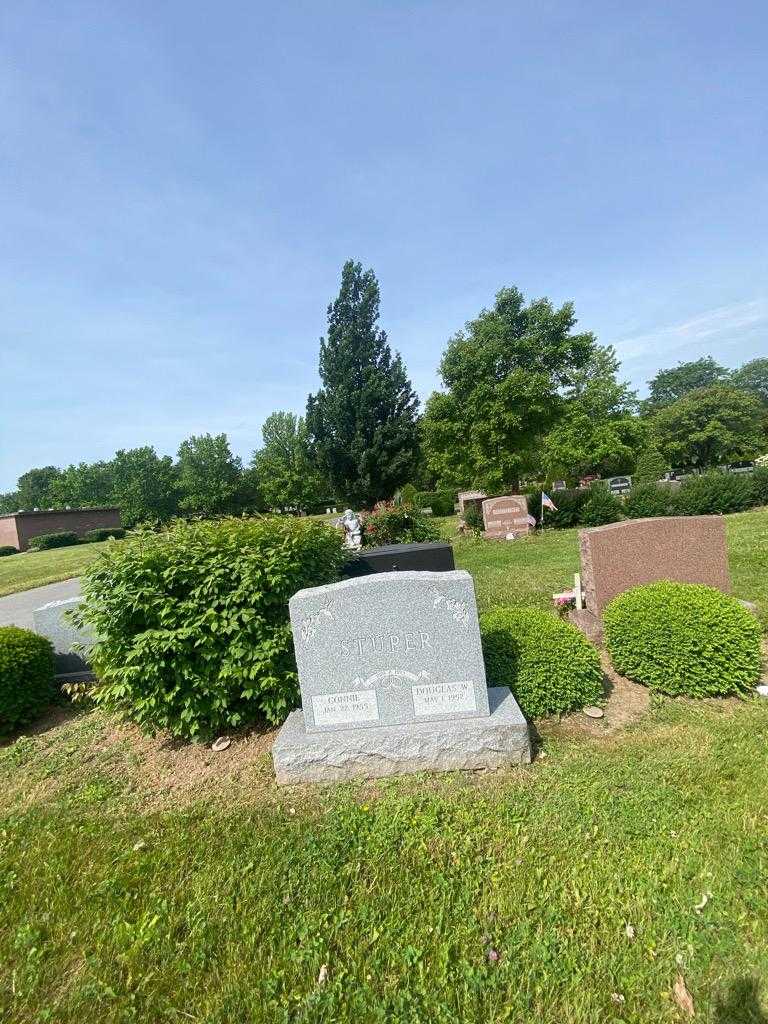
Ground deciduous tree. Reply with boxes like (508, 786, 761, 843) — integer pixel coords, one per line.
(177, 433, 243, 517)
(650, 384, 765, 468)
(422, 287, 596, 491)
(252, 412, 327, 511)
(643, 356, 728, 413)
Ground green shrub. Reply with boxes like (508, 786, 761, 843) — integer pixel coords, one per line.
(0, 545, 17, 557)
(399, 483, 418, 506)
(82, 527, 126, 543)
(633, 446, 667, 484)
(463, 503, 485, 532)
(76, 517, 345, 739)
(674, 472, 755, 515)
(0, 626, 55, 735)
(28, 531, 79, 551)
(480, 607, 603, 717)
(750, 466, 768, 507)
(362, 503, 440, 546)
(527, 488, 589, 528)
(623, 484, 676, 519)
(603, 581, 762, 698)
(578, 487, 623, 527)
(415, 490, 455, 517)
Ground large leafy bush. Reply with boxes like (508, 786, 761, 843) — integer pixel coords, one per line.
(673, 472, 755, 516)
(0, 626, 55, 734)
(77, 517, 345, 739)
(28, 531, 79, 550)
(604, 581, 762, 698)
(362, 502, 440, 546)
(480, 607, 603, 717)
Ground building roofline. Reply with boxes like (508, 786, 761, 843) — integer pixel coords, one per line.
(0, 506, 121, 520)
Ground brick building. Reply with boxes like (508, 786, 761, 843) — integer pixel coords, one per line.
(0, 507, 122, 552)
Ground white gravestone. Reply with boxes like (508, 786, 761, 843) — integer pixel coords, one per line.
(272, 570, 530, 783)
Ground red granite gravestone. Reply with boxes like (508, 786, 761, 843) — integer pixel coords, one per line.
(458, 490, 486, 514)
(482, 495, 532, 540)
(570, 515, 731, 641)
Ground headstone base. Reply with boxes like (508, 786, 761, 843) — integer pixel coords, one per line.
(568, 608, 603, 643)
(273, 687, 530, 784)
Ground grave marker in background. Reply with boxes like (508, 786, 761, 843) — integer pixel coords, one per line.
(482, 495, 532, 540)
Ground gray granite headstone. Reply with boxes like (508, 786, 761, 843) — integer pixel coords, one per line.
(290, 570, 490, 733)
(273, 570, 531, 784)
(32, 597, 94, 676)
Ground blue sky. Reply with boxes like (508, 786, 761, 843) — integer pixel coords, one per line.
(2, 0, 766, 490)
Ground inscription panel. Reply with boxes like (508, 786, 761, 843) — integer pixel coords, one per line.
(412, 681, 476, 717)
(290, 570, 490, 733)
(312, 690, 379, 727)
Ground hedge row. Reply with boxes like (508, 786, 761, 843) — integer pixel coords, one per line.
(27, 528, 126, 551)
(527, 468, 768, 529)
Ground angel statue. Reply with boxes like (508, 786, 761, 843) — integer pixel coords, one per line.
(337, 508, 363, 550)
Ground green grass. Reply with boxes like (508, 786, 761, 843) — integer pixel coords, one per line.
(1, 700, 767, 1022)
(1, 508, 766, 1021)
(0, 542, 111, 598)
(437, 506, 768, 620)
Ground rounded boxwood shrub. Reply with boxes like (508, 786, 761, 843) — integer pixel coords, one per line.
(0, 545, 17, 557)
(480, 607, 603, 717)
(362, 502, 440, 546)
(76, 517, 345, 740)
(28, 531, 79, 551)
(603, 581, 762, 698)
(0, 626, 55, 734)
(82, 527, 126, 543)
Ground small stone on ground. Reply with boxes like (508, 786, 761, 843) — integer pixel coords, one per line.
(583, 706, 604, 719)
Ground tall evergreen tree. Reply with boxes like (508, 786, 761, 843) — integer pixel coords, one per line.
(306, 260, 420, 506)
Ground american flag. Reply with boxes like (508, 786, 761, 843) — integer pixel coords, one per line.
(541, 492, 558, 511)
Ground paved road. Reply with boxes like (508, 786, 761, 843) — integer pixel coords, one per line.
(0, 578, 82, 631)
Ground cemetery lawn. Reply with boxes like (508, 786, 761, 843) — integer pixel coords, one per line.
(2, 696, 768, 1022)
(443, 505, 768, 621)
(0, 542, 111, 598)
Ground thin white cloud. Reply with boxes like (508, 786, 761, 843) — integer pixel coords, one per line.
(616, 299, 768, 361)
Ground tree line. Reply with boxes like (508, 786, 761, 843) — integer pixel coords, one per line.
(3, 260, 767, 523)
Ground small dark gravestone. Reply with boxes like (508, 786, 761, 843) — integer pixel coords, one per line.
(343, 541, 455, 577)
(272, 570, 530, 783)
